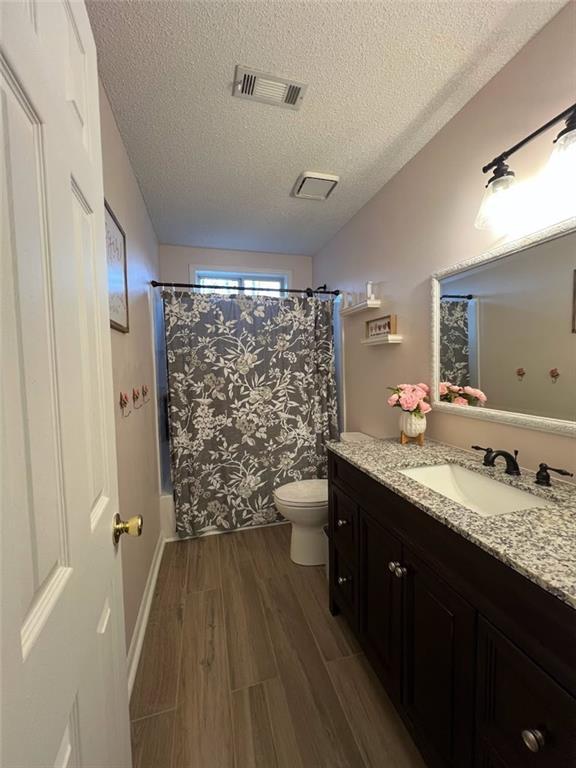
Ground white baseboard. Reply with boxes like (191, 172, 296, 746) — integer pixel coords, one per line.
(159, 493, 176, 539)
(126, 531, 166, 698)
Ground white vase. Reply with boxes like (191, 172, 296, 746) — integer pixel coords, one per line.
(399, 411, 427, 438)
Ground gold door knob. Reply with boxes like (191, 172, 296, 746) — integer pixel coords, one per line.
(113, 513, 143, 545)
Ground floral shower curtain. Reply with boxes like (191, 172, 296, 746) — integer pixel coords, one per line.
(162, 290, 339, 538)
(439, 298, 472, 386)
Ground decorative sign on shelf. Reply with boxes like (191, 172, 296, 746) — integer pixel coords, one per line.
(105, 200, 129, 333)
(366, 314, 397, 339)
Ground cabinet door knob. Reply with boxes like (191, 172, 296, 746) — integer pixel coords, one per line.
(394, 565, 408, 579)
(388, 561, 400, 572)
(337, 518, 349, 527)
(521, 729, 545, 753)
(337, 575, 350, 585)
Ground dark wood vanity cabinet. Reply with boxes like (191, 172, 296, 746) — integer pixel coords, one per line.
(402, 548, 476, 768)
(328, 452, 576, 768)
(358, 512, 402, 698)
(475, 619, 576, 768)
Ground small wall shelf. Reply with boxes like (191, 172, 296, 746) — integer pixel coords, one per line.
(340, 298, 381, 316)
(360, 334, 403, 346)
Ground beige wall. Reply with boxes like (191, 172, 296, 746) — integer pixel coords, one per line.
(313, 5, 576, 478)
(99, 83, 162, 649)
(159, 244, 313, 288)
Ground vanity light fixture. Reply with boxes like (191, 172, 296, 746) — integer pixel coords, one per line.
(548, 108, 576, 185)
(475, 102, 576, 231)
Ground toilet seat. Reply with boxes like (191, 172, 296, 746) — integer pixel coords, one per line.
(273, 479, 328, 507)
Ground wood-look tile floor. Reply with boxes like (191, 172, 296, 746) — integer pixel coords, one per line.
(130, 523, 426, 768)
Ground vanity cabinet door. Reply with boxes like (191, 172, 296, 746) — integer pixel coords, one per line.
(329, 484, 357, 564)
(359, 512, 403, 699)
(475, 618, 576, 768)
(402, 547, 476, 768)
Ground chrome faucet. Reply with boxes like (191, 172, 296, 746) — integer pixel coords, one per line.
(486, 449, 521, 476)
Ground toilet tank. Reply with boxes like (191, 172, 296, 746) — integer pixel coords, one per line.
(339, 432, 373, 443)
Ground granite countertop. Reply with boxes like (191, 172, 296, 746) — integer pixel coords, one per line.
(328, 437, 576, 610)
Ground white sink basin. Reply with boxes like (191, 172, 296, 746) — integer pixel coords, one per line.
(399, 464, 553, 517)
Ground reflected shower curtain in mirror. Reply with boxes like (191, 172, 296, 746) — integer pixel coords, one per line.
(439, 298, 477, 386)
(162, 291, 339, 537)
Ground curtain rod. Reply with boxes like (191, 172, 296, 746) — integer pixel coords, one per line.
(150, 280, 340, 297)
(440, 294, 475, 299)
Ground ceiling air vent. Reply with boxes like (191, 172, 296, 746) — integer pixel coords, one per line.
(233, 66, 307, 110)
(292, 172, 339, 200)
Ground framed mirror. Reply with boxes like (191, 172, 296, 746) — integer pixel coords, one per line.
(431, 218, 576, 436)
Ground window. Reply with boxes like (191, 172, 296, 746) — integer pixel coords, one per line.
(195, 270, 287, 296)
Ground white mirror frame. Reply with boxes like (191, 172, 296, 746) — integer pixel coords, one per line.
(431, 217, 576, 437)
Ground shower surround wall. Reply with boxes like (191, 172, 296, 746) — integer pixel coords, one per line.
(313, 4, 576, 477)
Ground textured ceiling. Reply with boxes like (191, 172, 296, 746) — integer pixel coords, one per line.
(88, 0, 564, 255)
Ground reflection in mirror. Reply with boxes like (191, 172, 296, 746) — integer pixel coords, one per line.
(438, 230, 576, 422)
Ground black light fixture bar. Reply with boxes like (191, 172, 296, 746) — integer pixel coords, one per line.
(150, 280, 340, 297)
(440, 294, 475, 300)
(482, 102, 576, 175)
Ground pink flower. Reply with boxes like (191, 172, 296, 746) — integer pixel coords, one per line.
(439, 382, 449, 396)
(387, 393, 399, 406)
(453, 396, 469, 406)
(417, 382, 430, 394)
(399, 392, 419, 411)
(463, 386, 487, 403)
(449, 385, 462, 393)
(420, 401, 432, 414)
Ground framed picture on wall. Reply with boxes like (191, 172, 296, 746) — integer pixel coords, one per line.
(105, 200, 129, 333)
(366, 314, 397, 338)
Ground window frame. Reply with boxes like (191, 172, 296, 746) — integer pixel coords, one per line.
(193, 267, 290, 296)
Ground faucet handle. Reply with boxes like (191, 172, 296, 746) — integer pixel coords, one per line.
(535, 463, 574, 487)
(471, 445, 493, 465)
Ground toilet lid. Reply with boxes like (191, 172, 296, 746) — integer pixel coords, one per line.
(274, 479, 328, 506)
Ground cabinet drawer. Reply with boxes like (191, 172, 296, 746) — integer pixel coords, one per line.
(476, 618, 576, 768)
(330, 485, 357, 563)
(330, 452, 373, 499)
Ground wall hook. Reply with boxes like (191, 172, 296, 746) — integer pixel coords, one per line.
(132, 387, 143, 409)
(549, 367, 560, 383)
(142, 384, 150, 403)
(119, 391, 131, 417)
(516, 367, 526, 381)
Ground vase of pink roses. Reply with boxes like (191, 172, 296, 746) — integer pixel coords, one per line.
(387, 383, 431, 445)
(439, 382, 487, 407)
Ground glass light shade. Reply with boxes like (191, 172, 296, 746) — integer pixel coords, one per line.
(474, 174, 517, 231)
(548, 127, 576, 172)
(546, 128, 576, 219)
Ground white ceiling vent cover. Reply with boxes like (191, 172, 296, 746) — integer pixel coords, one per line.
(292, 172, 339, 200)
(233, 66, 307, 110)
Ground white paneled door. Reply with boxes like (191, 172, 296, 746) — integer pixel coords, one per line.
(1, 2, 132, 766)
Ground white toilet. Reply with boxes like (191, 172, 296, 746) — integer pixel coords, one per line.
(274, 432, 372, 566)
